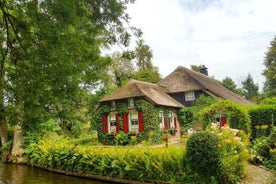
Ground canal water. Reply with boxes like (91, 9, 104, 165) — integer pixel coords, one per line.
(0, 164, 109, 184)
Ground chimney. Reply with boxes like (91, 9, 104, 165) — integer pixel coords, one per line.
(199, 65, 208, 76)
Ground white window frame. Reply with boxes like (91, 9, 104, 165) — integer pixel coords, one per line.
(128, 98, 134, 108)
(129, 112, 139, 133)
(159, 111, 164, 129)
(185, 91, 195, 101)
(169, 111, 174, 128)
(111, 101, 116, 110)
(109, 114, 117, 133)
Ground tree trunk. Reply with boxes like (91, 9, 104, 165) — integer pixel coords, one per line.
(10, 101, 25, 163)
(11, 124, 24, 163)
(0, 118, 9, 162)
(0, 71, 10, 162)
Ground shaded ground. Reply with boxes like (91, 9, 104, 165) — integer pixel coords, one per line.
(242, 164, 276, 184)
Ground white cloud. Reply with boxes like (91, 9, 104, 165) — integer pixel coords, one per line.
(126, 0, 276, 90)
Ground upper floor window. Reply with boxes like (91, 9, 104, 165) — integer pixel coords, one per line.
(111, 101, 116, 110)
(185, 91, 195, 101)
(128, 98, 134, 108)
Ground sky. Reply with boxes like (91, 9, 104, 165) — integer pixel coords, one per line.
(126, 0, 276, 90)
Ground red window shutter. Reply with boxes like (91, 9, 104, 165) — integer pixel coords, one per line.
(138, 112, 144, 132)
(174, 117, 177, 128)
(123, 114, 128, 132)
(164, 119, 169, 129)
(221, 117, 227, 127)
(116, 114, 120, 132)
(102, 116, 107, 133)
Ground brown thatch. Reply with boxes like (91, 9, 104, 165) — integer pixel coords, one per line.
(158, 66, 254, 105)
(100, 80, 184, 108)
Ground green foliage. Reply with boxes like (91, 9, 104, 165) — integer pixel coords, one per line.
(251, 126, 276, 169)
(221, 77, 242, 95)
(23, 119, 61, 147)
(115, 131, 130, 145)
(25, 139, 191, 182)
(249, 105, 276, 139)
(200, 99, 251, 133)
(217, 127, 249, 183)
(93, 103, 111, 145)
(186, 131, 222, 180)
(116, 102, 129, 115)
(263, 36, 276, 97)
(0, 0, 138, 156)
(260, 97, 276, 106)
(134, 99, 162, 144)
(178, 95, 217, 132)
(241, 73, 259, 100)
(133, 69, 161, 83)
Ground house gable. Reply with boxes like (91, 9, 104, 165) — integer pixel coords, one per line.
(158, 66, 254, 106)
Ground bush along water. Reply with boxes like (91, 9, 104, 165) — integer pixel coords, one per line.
(24, 128, 250, 183)
(24, 139, 195, 183)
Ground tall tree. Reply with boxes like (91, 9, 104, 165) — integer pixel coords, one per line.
(109, 52, 135, 87)
(263, 36, 276, 97)
(132, 38, 161, 83)
(134, 39, 153, 71)
(221, 77, 242, 95)
(241, 73, 259, 100)
(0, 0, 137, 161)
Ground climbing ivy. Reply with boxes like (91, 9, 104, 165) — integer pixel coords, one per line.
(95, 98, 177, 145)
(93, 103, 111, 145)
(135, 99, 162, 144)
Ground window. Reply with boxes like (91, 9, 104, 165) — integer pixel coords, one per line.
(129, 112, 139, 133)
(169, 111, 174, 128)
(185, 91, 195, 101)
(128, 98, 134, 108)
(111, 101, 116, 110)
(109, 114, 116, 133)
(159, 111, 164, 129)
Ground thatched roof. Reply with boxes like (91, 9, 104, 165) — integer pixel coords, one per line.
(158, 66, 254, 105)
(99, 80, 184, 108)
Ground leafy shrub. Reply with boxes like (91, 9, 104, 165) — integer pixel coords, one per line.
(200, 99, 251, 133)
(115, 131, 129, 145)
(249, 105, 276, 139)
(25, 138, 193, 183)
(178, 95, 217, 132)
(218, 127, 249, 183)
(186, 131, 222, 180)
(251, 126, 276, 169)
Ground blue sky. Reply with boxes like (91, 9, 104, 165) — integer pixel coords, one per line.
(126, 0, 276, 90)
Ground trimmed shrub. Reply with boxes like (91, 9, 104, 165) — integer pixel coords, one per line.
(200, 99, 251, 133)
(249, 105, 276, 139)
(186, 131, 222, 180)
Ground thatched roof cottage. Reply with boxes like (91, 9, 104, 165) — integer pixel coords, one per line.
(96, 65, 253, 144)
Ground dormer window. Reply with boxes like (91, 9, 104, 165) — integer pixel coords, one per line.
(185, 91, 195, 101)
(128, 98, 134, 108)
(111, 101, 116, 110)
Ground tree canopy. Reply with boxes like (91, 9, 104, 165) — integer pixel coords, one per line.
(0, 0, 138, 161)
(263, 35, 276, 97)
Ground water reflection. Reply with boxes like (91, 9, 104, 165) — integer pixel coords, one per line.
(0, 164, 108, 184)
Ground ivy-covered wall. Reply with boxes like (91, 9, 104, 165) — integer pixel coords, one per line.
(134, 99, 162, 144)
(94, 98, 177, 145)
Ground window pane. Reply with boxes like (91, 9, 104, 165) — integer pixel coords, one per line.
(185, 91, 195, 101)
